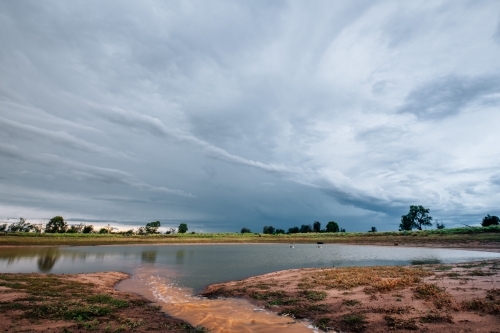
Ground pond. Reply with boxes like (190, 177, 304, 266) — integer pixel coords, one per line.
(1, 244, 499, 293)
(3, 244, 499, 333)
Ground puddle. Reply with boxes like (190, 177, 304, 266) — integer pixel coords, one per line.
(117, 267, 316, 333)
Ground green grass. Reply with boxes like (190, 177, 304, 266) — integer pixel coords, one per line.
(1, 225, 499, 246)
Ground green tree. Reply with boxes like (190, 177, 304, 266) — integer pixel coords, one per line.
(399, 205, 433, 231)
(288, 226, 300, 234)
(145, 221, 161, 234)
(300, 224, 312, 233)
(313, 221, 321, 233)
(435, 221, 445, 229)
(263, 225, 275, 234)
(275, 228, 285, 234)
(240, 227, 251, 234)
(326, 221, 339, 233)
(481, 214, 499, 227)
(368, 226, 377, 232)
(178, 223, 188, 233)
(8, 218, 32, 232)
(66, 223, 84, 234)
(45, 216, 67, 233)
(82, 225, 94, 233)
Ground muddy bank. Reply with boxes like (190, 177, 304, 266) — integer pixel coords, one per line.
(202, 259, 500, 333)
(0, 271, 206, 333)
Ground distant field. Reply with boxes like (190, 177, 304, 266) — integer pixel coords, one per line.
(1, 226, 499, 247)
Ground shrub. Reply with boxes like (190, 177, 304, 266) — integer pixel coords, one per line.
(482, 215, 500, 227)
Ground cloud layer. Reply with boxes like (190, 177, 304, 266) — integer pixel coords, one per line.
(1, 0, 500, 231)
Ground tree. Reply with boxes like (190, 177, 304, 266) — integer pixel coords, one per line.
(368, 226, 377, 232)
(45, 216, 67, 233)
(340, 228, 346, 232)
(399, 215, 413, 231)
(288, 226, 300, 234)
(300, 224, 312, 233)
(263, 225, 275, 234)
(482, 215, 499, 227)
(67, 223, 85, 234)
(178, 223, 188, 233)
(313, 221, 321, 233)
(326, 221, 339, 233)
(435, 221, 445, 229)
(241, 227, 251, 234)
(399, 205, 433, 231)
(145, 221, 161, 234)
(98, 227, 108, 234)
(8, 218, 32, 232)
(0, 224, 7, 232)
(82, 225, 94, 233)
(275, 229, 285, 234)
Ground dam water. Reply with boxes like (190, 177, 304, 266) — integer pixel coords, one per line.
(1, 244, 499, 332)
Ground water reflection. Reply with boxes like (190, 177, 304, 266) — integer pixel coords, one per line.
(141, 251, 157, 264)
(175, 250, 185, 264)
(37, 250, 59, 272)
(411, 258, 442, 265)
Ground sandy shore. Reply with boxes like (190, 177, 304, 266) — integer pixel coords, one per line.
(0, 271, 206, 333)
(202, 259, 500, 332)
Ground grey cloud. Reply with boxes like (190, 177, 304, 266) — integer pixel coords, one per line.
(398, 75, 500, 119)
(2, 1, 500, 231)
(0, 116, 127, 157)
(490, 173, 500, 186)
(95, 106, 414, 214)
(493, 17, 500, 44)
(0, 143, 194, 198)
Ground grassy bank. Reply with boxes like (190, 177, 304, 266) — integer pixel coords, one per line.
(0, 272, 207, 333)
(201, 259, 500, 332)
(1, 226, 499, 247)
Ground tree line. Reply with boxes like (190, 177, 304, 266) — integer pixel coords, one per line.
(0, 216, 190, 235)
(241, 221, 347, 235)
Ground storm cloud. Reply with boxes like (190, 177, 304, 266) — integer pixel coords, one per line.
(1, 0, 499, 232)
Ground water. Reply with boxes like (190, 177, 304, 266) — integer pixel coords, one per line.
(2, 244, 499, 332)
(1, 244, 499, 292)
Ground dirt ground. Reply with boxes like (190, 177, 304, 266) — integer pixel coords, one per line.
(202, 259, 500, 333)
(0, 271, 206, 333)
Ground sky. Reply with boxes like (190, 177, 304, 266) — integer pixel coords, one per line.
(1, 0, 500, 232)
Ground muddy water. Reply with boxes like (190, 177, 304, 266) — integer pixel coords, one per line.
(117, 267, 315, 333)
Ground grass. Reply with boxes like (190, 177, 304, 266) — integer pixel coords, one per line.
(342, 299, 362, 306)
(1, 225, 499, 246)
(0, 273, 208, 332)
(413, 283, 453, 309)
(461, 288, 500, 315)
(419, 312, 453, 323)
(342, 313, 367, 331)
(384, 315, 418, 330)
(298, 266, 431, 293)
